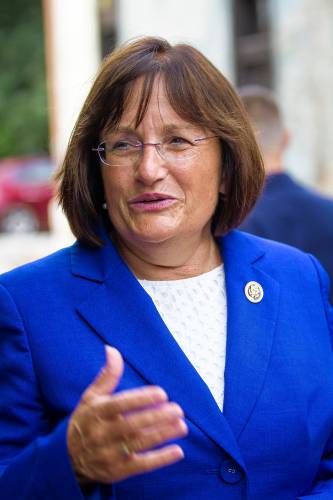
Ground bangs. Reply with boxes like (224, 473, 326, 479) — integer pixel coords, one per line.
(103, 44, 222, 134)
(108, 47, 228, 135)
(103, 70, 161, 134)
(162, 47, 227, 133)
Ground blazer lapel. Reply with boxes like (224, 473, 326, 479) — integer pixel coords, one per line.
(221, 231, 280, 438)
(72, 236, 245, 468)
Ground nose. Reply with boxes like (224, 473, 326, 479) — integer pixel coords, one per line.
(134, 144, 168, 186)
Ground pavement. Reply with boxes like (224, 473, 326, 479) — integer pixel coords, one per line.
(0, 232, 75, 274)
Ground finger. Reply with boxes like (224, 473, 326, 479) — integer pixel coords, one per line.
(83, 346, 124, 402)
(123, 402, 184, 433)
(96, 386, 168, 419)
(127, 419, 188, 454)
(115, 445, 185, 480)
(79, 444, 185, 484)
(90, 403, 185, 447)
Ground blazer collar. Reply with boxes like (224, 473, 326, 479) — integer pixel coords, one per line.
(222, 231, 280, 438)
(70, 228, 116, 283)
(71, 230, 279, 466)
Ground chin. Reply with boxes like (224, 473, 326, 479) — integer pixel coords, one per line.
(133, 232, 176, 245)
(124, 218, 181, 243)
(128, 225, 181, 245)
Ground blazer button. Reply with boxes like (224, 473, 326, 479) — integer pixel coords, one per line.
(219, 459, 243, 484)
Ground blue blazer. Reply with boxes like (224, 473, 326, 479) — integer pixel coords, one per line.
(240, 172, 333, 303)
(0, 230, 333, 499)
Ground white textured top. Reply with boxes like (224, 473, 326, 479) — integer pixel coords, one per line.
(139, 265, 227, 410)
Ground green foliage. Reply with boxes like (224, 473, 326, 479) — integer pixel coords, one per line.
(0, 0, 49, 158)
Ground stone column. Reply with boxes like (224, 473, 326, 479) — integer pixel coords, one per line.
(43, 0, 101, 236)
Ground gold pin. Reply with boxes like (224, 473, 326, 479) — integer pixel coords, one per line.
(244, 281, 264, 303)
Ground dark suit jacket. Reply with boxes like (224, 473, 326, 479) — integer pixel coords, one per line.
(240, 172, 333, 302)
(0, 230, 333, 499)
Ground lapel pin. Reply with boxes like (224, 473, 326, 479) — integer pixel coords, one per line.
(244, 281, 264, 303)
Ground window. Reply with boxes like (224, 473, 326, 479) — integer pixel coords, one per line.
(233, 0, 272, 87)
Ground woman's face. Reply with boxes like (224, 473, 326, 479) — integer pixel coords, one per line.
(101, 78, 223, 250)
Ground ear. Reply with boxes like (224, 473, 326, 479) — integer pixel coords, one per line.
(219, 183, 225, 196)
(281, 129, 291, 150)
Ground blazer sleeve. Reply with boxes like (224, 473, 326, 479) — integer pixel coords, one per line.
(297, 256, 333, 499)
(0, 283, 85, 500)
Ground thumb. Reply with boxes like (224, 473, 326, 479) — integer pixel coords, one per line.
(84, 346, 124, 401)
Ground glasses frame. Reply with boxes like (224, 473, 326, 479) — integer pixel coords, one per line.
(92, 135, 219, 168)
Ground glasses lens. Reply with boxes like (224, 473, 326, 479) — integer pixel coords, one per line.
(160, 141, 198, 163)
(100, 140, 141, 167)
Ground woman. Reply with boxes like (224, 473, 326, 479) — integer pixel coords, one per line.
(0, 37, 332, 500)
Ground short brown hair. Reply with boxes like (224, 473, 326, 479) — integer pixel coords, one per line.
(57, 36, 264, 247)
(238, 85, 284, 156)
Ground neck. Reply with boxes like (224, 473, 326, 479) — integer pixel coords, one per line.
(264, 154, 284, 175)
(114, 230, 222, 281)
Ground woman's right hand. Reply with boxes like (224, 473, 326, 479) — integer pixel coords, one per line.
(67, 346, 188, 484)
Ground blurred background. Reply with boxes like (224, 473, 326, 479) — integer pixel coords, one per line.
(1, 0, 333, 272)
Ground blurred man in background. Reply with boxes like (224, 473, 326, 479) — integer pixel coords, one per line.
(239, 85, 333, 303)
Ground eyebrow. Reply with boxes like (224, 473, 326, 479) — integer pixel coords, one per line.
(112, 123, 200, 135)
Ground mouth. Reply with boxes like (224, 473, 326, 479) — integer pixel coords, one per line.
(128, 192, 177, 212)
(129, 192, 175, 203)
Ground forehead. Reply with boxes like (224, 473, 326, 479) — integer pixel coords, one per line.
(118, 76, 194, 130)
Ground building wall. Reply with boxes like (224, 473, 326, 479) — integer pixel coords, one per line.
(270, 0, 333, 191)
(117, 0, 235, 81)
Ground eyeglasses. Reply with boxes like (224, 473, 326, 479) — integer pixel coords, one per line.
(92, 135, 218, 168)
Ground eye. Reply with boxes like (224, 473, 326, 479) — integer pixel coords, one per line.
(170, 136, 188, 144)
(107, 140, 140, 152)
(168, 136, 192, 148)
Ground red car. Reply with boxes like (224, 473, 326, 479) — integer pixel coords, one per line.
(0, 156, 55, 233)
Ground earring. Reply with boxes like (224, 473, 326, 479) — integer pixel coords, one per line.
(102, 202, 107, 210)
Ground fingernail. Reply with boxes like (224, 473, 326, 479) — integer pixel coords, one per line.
(166, 403, 184, 416)
(179, 420, 188, 434)
(172, 445, 184, 458)
(152, 387, 168, 400)
(105, 345, 119, 356)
